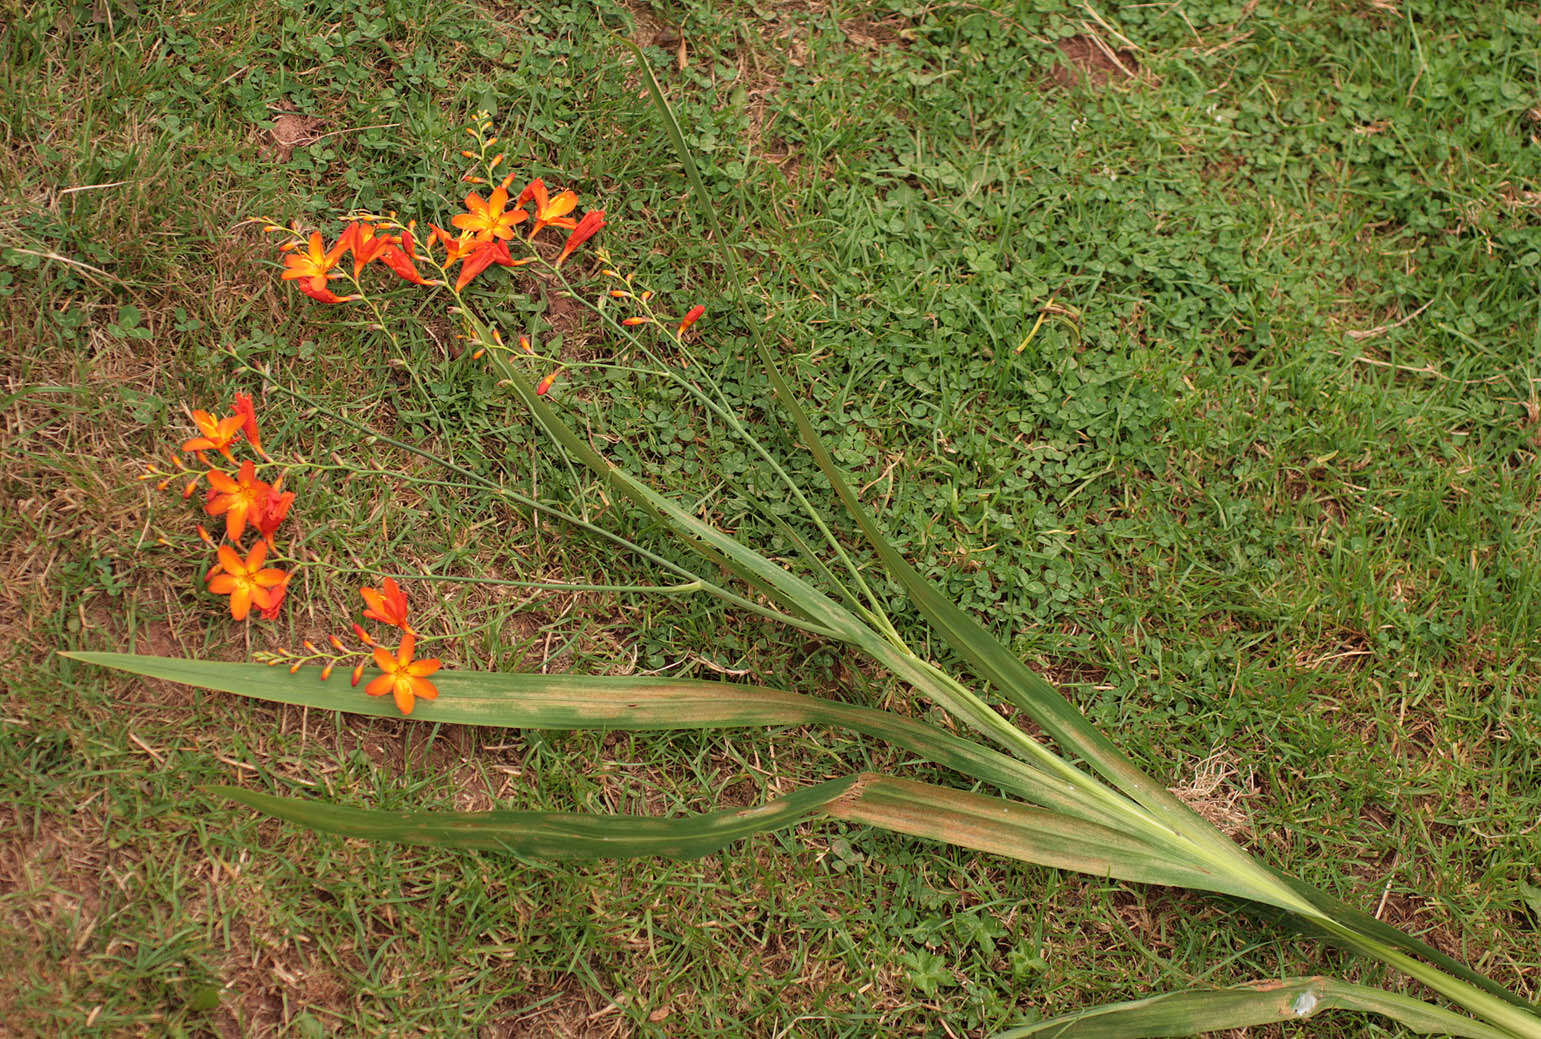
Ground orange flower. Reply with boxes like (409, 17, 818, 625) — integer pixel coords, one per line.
(232, 392, 263, 455)
(253, 477, 294, 547)
(428, 223, 477, 264)
(453, 239, 535, 291)
(205, 460, 269, 541)
(518, 178, 579, 237)
(451, 185, 528, 242)
(281, 231, 356, 303)
(207, 542, 288, 621)
(342, 221, 392, 276)
(378, 243, 432, 285)
(360, 577, 411, 631)
(182, 410, 244, 462)
(455, 240, 507, 291)
(257, 575, 289, 620)
(677, 305, 706, 335)
(555, 210, 605, 267)
(365, 632, 441, 715)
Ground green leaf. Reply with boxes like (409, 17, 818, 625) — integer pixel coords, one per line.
(828, 776, 1257, 899)
(210, 765, 1248, 899)
(215, 776, 861, 859)
(995, 977, 1511, 1039)
(60, 652, 1137, 833)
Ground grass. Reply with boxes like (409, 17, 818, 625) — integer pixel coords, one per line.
(3, 0, 1540, 1034)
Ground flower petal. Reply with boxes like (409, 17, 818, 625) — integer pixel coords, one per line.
(392, 680, 415, 715)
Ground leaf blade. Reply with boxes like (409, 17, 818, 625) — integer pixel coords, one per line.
(995, 977, 1511, 1039)
(215, 776, 861, 859)
(62, 652, 1132, 834)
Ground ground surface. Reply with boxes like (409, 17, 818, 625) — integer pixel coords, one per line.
(2, 0, 1540, 1036)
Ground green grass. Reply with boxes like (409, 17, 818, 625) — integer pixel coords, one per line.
(3, 0, 1539, 1035)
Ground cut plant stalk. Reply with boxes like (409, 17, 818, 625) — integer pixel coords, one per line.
(70, 92, 1541, 1037)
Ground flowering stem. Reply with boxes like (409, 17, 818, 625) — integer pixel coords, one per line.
(302, 558, 706, 597)
(219, 349, 838, 638)
(525, 256, 904, 644)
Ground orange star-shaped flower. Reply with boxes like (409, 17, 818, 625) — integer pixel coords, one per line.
(281, 231, 358, 303)
(451, 186, 528, 242)
(360, 577, 411, 631)
(205, 460, 269, 541)
(342, 220, 392, 276)
(365, 632, 441, 715)
(518, 178, 579, 238)
(428, 223, 477, 264)
(207, 542, 288, 621)
(182, 410, 245, 463)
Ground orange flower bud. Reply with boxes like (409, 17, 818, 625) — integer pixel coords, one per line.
(303, 640, 318, 653)
(321, 663, 334, 681)
(472, 349, 486, 360)
(677, 305, 706, 335)
(519, 336, 532, 353)
(461, 149, 477, 158)
(640, 290, 654, 302)
(536, 371, 558, 396)
(609, 289, 628, 298)
(622, 316, 649, 326)
(289, 661, 303, 674)
(352, 623, 375, 646)
(351, 662, 366, 686)
(183, 480, 198, 499)
(329, 634, 346, 651)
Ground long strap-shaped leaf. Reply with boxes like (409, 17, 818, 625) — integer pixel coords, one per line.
(63, 652, 1127, 834)
(216, 777, 860, 858)
(213, 772, 1251, 896)
(825, 776, 1255, 899)
(995, 977, 1510, 1039)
